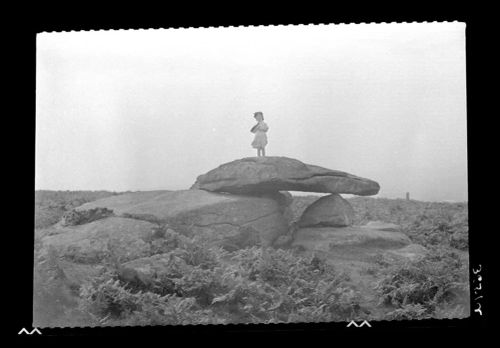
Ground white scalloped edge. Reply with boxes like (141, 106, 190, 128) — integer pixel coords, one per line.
(37, 20, 465, 34)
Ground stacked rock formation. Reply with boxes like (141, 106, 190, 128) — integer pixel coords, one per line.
(38, 156, 426, 291)
(192, 156, 426, 263)
(40, 156, 379, 260)
(190, 156, 380, 236)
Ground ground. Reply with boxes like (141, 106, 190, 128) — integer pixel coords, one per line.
(33, 191, 470, 326)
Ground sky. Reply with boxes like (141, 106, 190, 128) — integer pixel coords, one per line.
(36, 22, 467, 202)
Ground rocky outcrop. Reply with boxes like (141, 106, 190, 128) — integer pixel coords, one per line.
(290, 223, 426, 263)
(35, 156, 445, 328)
(41, 217, 157, 264)
(292, 225, 411, 252)
(38, 189, 293, 290)
(42, 156, 384, 273)
(191, 156, 380, 196)
(76, 189, 289, 247)
(383, 244, 428, 262)
(298, 193, 355, 227)
(363, 221, 401, 232)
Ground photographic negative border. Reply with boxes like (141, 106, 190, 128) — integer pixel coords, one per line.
(14, 5, 491, 339)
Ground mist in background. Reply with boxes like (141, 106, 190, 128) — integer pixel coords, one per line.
(36, 23, 467, 202)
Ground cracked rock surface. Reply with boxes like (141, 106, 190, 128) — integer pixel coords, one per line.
(75, 189, 289, 247)
(39, 189, 291, 287)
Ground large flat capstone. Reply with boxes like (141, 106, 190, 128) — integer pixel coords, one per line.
(191, 156, 380, 196)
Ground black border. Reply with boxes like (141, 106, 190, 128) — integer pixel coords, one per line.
(13, 4, 492, 340)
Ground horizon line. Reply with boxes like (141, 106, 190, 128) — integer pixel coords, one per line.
(34, 188, 468, 203)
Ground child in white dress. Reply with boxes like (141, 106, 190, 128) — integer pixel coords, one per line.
(251, 111, 269, 157)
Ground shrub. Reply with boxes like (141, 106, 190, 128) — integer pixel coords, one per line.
(450, 230, 468, 251)
(121, 213, 161, 224)
(347, 197, 468, 251)
(147, 227, 189, 256)
(79, 272, 223, 325)
(220, 226, 262, 252)
(61, 207, 114, 226)
(76, 233, 366, 325)
(35, 190, 117, 229)
(385, 304, 429, 320)
(33, 246, 80, 326)
(208, 248, 361, 323)
(376, 247, 469, 317)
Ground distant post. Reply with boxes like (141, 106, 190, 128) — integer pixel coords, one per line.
(406, 192, 410, 201)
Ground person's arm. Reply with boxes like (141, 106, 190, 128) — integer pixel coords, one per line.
(251, 124, 258, 133)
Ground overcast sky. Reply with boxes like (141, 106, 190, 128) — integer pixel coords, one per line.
(36, 22, 467, 202)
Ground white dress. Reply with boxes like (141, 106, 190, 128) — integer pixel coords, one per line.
(251, 121, 269, 149)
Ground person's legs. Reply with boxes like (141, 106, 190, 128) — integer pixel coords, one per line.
(257, 148, 261, 157)
(262, 147, 266, 157)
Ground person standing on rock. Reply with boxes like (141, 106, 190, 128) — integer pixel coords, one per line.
(251, 111, 269, 157)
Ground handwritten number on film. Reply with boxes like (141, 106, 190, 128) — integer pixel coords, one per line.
(473, 264, 483, 316)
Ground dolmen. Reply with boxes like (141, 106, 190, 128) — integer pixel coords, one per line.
(190, 156, 381, 241)
(191, 156, 424, 262)
(38, 156, 425, 290)
(191, 156, 380, 230)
